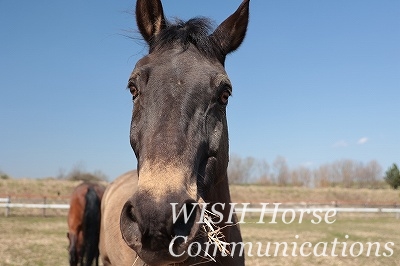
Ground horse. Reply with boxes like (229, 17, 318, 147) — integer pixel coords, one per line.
(67, 182, 106, 266)
(100, 0, 250, 265)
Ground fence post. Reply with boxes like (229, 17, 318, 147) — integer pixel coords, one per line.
(43, 197, 47, 217)
(5, 196, 10, 217)
(332, 200, 338, 219)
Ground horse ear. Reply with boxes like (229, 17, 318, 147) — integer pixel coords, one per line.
(136, 0, 166, 44)
(211, 0, 250, 56)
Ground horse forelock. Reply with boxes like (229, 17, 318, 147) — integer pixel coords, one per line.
(148, 17, 223, 61)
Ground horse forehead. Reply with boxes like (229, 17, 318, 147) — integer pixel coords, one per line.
(139, 47, 225, 78)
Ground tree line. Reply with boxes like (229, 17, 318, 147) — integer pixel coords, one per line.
(57, 163, 108, 182)
(228, 154, 398, 189)
(2, 157, 399, 189)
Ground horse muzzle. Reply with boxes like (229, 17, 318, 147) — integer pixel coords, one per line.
(120, 190, 203, 265)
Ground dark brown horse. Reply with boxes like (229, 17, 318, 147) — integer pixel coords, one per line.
(100, 0, 249, 265)
(67, 182, 105, 266)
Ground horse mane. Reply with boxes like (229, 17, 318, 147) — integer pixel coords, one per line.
(149, 17, 223, 60)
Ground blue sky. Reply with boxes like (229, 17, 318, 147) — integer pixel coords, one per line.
(1, 0, 399, 179)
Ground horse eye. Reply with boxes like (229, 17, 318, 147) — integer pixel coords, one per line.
(129, 85, 139, 100)
(218, 90, 231, 105)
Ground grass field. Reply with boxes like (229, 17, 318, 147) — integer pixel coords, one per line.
(1, 178, 400, 265)
(0, 214, 399, 265)
(240, 214, 400, 265)
(1, 178, 400, 204)
(0, 217, 67, 266)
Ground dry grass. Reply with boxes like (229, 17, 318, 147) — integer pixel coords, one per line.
(0, 178, 81, 199)
(1, 179, 400, 265)
(0, 216, 68, 266)
(1, 178, 399, 205)
(0, 178, 108, 199)
(240, 214, 400, 265)
(202, 211, 231, 260)
(1, 214, 399, 265)
(230, 185, 400, 205)
(0, 179, 106, 216)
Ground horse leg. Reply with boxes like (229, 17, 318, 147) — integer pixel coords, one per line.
(67, 233, 78, 266)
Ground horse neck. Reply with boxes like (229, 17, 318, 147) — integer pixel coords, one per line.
(205, 171, 235, 221)
(206, 172, 243, 250)
(211, 173, 232, 203)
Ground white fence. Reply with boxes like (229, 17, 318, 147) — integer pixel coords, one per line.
(235, 207, 400, 214)
(0, 197, 69, 217)
(0, 197, 10, 203)
(1, 197, 400, 218)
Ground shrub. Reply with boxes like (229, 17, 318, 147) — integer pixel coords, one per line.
(384, 163, 400, 189)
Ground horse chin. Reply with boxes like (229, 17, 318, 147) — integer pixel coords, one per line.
(132, 233, 209, 266)
(122, 226, 204, 266)
(135, 248, 190, 266)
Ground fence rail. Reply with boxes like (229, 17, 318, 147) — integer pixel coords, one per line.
(0, 203, 70, 209)
(235, 207, 400, 214)
(1, 197, 400, 219)
(0, 197, 10, 203)
(0, 197, 69, 217)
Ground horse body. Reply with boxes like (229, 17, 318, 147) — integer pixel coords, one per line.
(67, 182, 105, 266)
(100, 0, 249, 265)
(99, 171, 139, 265)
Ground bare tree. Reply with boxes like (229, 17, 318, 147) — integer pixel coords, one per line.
(228, 155, 383, 188)
(357, 160, 382, 188)
(228, 154, 256, 184)
(256, 159, 273, 185)
(291, 166, 312, 187)
(313, 159, 383, 188)
(314, 164, 330, 187)
(273, 156, 289, 186)
(339, 159, 358, 188)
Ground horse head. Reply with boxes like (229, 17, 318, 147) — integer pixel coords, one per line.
(120, 0, 249, 264)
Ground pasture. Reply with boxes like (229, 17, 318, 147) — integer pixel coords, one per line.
(1, 178, 399, 204)
(1, 179, 400, 265)
(0, 214, 399, 265)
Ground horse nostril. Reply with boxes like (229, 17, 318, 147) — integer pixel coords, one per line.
(172, 201, 199, 240)
(122, 201, 137, 223)
(120, 200, 142, 249)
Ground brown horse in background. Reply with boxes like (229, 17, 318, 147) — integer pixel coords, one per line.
(100, 0, 249, 265)
(67, 182, 105, 266)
